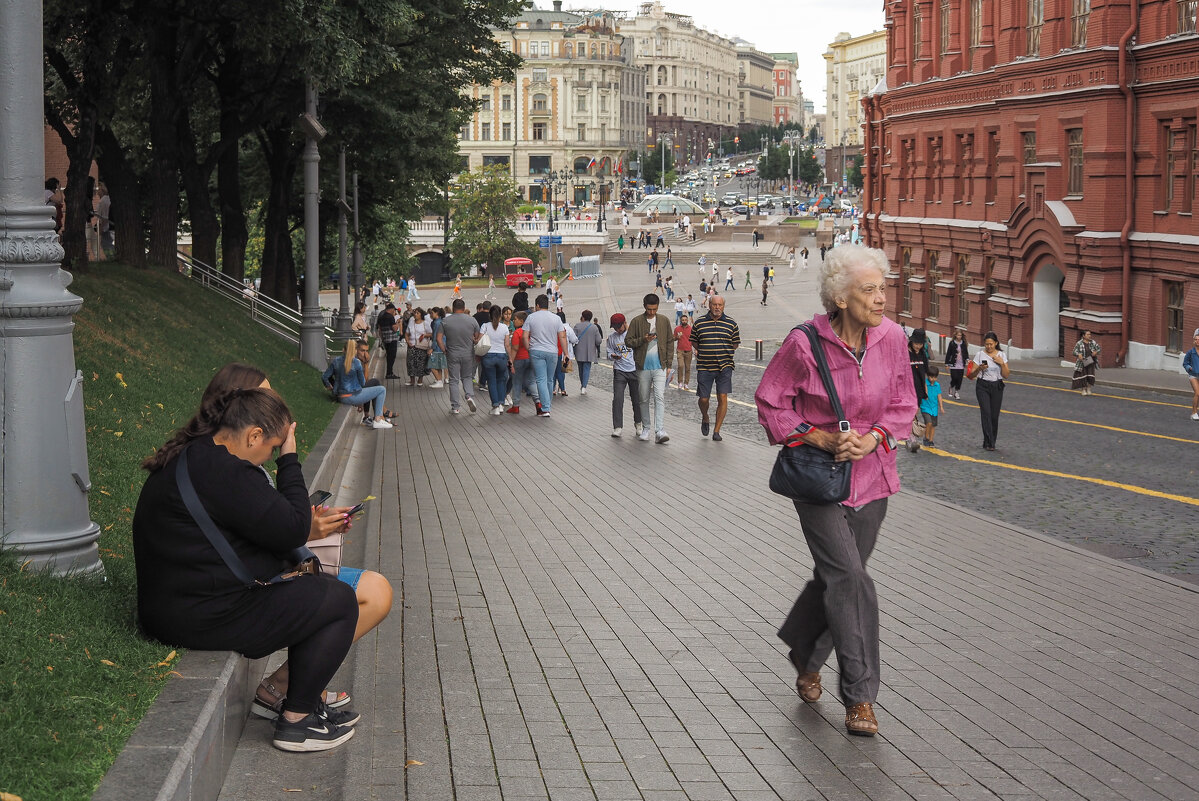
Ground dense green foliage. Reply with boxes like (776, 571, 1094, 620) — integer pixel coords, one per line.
(449, 165, 541, 272)
(0, 265, 335, 801)
(43, 0, 524, 298)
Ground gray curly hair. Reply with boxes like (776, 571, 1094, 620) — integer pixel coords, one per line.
(818, 244, 889, 314)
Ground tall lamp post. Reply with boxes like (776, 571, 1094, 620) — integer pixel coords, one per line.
(298, 79, 327, 368)
(655, 132, 672, 193)
(783, 131, 801, 215)
(0, 0, 103, 575)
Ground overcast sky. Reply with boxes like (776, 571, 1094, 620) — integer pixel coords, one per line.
(580, 0, 887, 115)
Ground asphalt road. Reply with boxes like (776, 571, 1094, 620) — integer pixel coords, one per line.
(582, 356, 1199, 582)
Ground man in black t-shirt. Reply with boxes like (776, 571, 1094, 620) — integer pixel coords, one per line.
(376, 303, 400, 379)
(512, 282, 530, 313)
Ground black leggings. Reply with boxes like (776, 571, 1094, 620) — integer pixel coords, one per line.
(384, 341, 399, 375)
(282, 580, 358, 715)
(976, 379, 1004, 449)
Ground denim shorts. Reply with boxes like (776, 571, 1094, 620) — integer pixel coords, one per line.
(336, 566, 364, 590)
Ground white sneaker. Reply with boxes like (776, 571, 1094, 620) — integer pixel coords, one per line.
(491, 406, 503, 415)
(612, 427, 622, 437)
(505, 394, 513, 405)
(430, 381, 444, 388)
(635, 423, 645, 437)
(371, 419, 393, 429)
(655, 432, 669, 444)
(580, 387, 587, 395)
(638, 429, 651, 441)
(466, 396, 476, 412)
(450, 408, 460, 415)
(1191, 413, 1199, 421)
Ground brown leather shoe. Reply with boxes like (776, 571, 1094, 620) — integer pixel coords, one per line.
(795, 671, 822, 703)
(845, 702, 878, 736)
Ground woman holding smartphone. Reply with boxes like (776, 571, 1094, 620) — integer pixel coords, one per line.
(967, 332, 1011, 451)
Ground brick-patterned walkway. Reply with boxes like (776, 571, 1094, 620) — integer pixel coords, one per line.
(222, 374, 1199, 801)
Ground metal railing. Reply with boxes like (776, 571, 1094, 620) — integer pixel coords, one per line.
(176, 251, 335, 353)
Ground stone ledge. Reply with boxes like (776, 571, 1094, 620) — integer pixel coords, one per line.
(90, 399, 356, 801)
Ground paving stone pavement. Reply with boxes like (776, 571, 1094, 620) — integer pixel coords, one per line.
(218, 375, 1199, 801)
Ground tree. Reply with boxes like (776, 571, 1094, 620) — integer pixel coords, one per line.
(808, 124, 820, 144)
(449, 165, 539, 274)
(847, 154, 864, 192)
(798, 146, 823, 187)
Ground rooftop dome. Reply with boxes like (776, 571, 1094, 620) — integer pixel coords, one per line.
(633, 194, 707, 215)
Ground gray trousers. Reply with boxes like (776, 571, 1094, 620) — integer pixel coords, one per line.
(778, 498, 887, 706)
(611, 369, 643, 429)
(446, 353, 475, 410)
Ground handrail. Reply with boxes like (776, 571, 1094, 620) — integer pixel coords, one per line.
(176, 251, 335, 352)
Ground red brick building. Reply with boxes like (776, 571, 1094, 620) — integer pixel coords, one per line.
(862, 0, 1199, 370)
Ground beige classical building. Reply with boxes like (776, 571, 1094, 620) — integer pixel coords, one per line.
(769, 52, 802, 128)
(458, 3, 647, 205)
(621, 1, 738, 166)
(735, 41, 775, 129)
(823, 29, 885, 185)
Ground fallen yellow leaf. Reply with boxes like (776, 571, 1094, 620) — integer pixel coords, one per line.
(156, 403, 164, 410)
(363, 495, 377, 501)
(46, 666, 53, 672)
(115, 373, 127, 388)
(405, 760, 423, 767)
(154, 650, 177, 668)
(100, 659, 116, 666)
(2, 791, 26, 801)
(113, 432, 123, 437)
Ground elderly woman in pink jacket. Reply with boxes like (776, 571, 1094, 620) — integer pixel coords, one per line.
(755, 244, 916, 738)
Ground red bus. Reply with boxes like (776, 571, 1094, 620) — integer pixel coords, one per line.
(503, 257, 535, 287)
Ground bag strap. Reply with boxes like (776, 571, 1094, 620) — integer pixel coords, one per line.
(175, 445, 260, 587)
(797, 323, 848, 430)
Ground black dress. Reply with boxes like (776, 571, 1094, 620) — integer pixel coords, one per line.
(132, 438, 353, 659)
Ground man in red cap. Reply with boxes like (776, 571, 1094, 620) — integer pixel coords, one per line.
(605, 314, 643, 437)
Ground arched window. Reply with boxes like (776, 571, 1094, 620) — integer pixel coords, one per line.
(532, 93, 548, 111)
(574, 157, 590, 174)
(901, 248, 913, 314)
(657, 65, 667, 86)
(590, 43, 597, 58)
(565, 42, 573, 58)
(656, 93, 667, 115)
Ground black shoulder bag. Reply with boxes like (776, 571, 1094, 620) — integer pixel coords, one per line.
(175, 445, 319, 587)
(768, 324, 853, 505)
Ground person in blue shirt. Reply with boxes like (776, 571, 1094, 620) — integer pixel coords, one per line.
(606, 314, 643, 438)
(920, 365, 944, 447)
(1184, 329, 1199, 421)
(322, 340, 392, 430)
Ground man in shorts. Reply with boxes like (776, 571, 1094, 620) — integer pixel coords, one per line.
(689, 295, 739, 442)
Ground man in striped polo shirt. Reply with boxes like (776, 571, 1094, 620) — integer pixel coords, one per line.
(689, 295, 740, 442)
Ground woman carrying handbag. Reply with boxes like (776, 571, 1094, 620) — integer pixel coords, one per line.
(755, 245, 916, 737)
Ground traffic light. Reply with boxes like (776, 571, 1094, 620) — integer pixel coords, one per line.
(734, 136, 740, 144)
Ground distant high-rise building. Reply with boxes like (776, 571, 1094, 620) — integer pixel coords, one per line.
(824, 30, 885, 185)
(457, 3, 647, 206)
(622, 1, 739, 165)
(735, 41, 775, 129)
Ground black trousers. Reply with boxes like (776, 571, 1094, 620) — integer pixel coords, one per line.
(976, 379, 1003, 448)
(384, 340, 399, 376)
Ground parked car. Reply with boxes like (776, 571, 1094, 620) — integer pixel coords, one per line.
(732, 204, 750, 215)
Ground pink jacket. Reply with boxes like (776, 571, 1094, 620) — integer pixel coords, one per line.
(755, 314, 917, 506)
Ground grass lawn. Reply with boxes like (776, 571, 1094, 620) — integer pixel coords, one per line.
(781, 217, 819, 229)
(0, 263, 335, 801)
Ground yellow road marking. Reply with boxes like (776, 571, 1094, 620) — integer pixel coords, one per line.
(922, 446, 1199, 507)
(1004, 380, 1189, 409)
(943, 399, 1199, 445)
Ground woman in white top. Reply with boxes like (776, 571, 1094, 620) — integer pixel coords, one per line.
(405, 308, 433, 386)
(478, 306, 511, 413)
(966, 331, 1011, 451)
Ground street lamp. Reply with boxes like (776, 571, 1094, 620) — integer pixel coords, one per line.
(595, 176, 607, 233)
(548, 167, 570, 231)
(655, 131, 672, 193)
(783, 131, 802, 215)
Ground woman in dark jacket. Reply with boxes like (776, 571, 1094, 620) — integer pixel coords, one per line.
(908, 328, 930, 401)
(133, 388, 360, 753)
(944, 330, 970, 399)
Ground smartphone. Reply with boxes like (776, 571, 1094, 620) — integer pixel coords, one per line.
(347, 501, 368, 517)
(309, 490, 332, 507)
